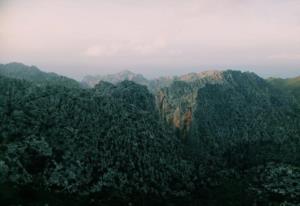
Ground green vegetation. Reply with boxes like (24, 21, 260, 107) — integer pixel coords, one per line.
(268, 76, 300, 104)
(0, 63, 300, 205)
(187, 71, 300, 205)
(0, 74, 194, 205)
(0, 62, 82, 88)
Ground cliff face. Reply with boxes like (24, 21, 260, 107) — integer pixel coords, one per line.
(82, 70, 225, 140)
(83, 69, 298, 144)
(83, 71, 224, 141)
(156, 71, 224, 140)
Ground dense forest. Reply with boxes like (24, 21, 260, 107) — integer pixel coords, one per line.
(268, 76, 300, 105)
(0, 63, 300, 205)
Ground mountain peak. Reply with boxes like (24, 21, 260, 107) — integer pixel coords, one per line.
(82, 70, 148, 87)
(114, 70, 145, 80)
(179, 70, 223, 81)
(118, 70, 135, 75)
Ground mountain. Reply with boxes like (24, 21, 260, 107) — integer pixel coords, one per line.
(158, 70, 300, 154)
(82, 70, 223, 92)
(156, 70, 224, 140)
(0, 74, 193, 205)
(268, 76, 300, 104)
(0, 62, 81, 88)
(153, 70, 300, 204)
(1, 63, 300, 205)
(83, 70, 226, 139)
(82, 70, 149, 87)
(190, 71, 300, 163)
(95, 80, 156, 111)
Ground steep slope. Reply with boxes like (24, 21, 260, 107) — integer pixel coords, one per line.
(84, 70, 226, 141)
(268, 76, 300, 104)
(146, 70, 300, 205)
(179, 71, 300, 205)
(156, 71, 224, 140)
(0, 62, 81, 88)
(190, 71, 300, 167)
(82, 70, 149, 87)
(0, 75, 194, 204)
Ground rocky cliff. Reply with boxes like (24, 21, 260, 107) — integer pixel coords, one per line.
(156, 71, 224, 140)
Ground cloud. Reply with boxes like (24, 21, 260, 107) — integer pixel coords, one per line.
(131, 37, 168, 54)
(83, 45, 122, 57)
(83, 46, 102, 57)
(83, 37, 168, 57)
(1, 0, 300, 78)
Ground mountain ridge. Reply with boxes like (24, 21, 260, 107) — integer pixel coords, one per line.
(82, 70, 149, 87)
(0, 62, 82, 88)
(2, 62, 298, 141)
(82, 69, 225, 88)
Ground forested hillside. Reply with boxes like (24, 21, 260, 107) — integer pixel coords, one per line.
(188, 71, 300, 205)
(0, 63, 82, 88)
(268, 76, 300, 105)
(157, 70, 300, 205)
(0, 63, 300, 205)
(0, 74, 195, 205)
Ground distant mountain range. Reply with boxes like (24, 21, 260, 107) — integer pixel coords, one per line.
(82, 70, 149, 87)
(81, 69, 224, 91)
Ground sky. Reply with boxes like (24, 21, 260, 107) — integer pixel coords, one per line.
(0, 0, 300, 79)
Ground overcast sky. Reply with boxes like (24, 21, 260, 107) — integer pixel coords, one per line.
(1, 0, 300, 79)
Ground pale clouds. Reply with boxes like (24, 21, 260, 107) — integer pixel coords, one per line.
(83, 37, 168, 57)
(0, 0, 300, 78)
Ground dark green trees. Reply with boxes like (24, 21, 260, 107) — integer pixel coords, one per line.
(190, 71, 300, 167)
(1, 63, 300, 205)
(188, 71, 300, 205)
(0, 75, 194, 204)
(0, 62, 82, 88)
(268, 76, 300, 106)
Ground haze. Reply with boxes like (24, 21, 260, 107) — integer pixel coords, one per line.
(1, 0, 300, 79)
